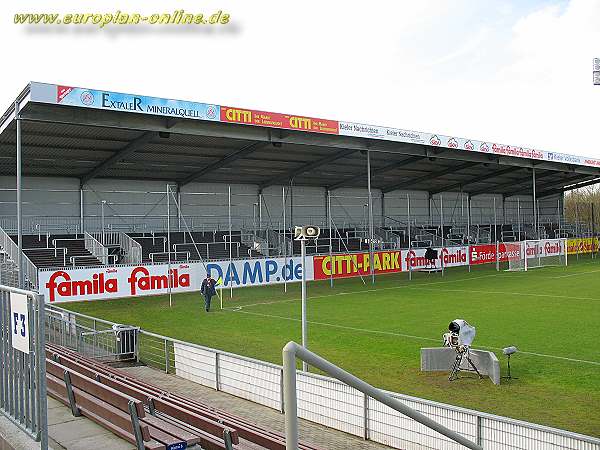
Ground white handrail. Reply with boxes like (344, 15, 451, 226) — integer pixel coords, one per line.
(0, 224, 38, 289)
(84, 232, 111, 265)
(282, 341, 482, 450)
(118, 232, 142, 264)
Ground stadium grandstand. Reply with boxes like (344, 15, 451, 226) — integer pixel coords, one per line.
(1, 82, 600, 450)
(0, 82, 599, 290)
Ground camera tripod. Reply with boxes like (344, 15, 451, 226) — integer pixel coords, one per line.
(449, 346, 482, 381)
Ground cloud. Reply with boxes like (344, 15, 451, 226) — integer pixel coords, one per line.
(0, 0, 598, 158)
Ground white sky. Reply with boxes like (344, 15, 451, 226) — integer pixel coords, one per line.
(2, 0, 599, 157)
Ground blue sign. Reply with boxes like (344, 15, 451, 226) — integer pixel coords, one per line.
(48, 84, 219, 121)
(206, 258, 303, 287)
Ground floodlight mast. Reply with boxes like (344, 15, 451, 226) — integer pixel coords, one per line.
(295, 225, 321, 372)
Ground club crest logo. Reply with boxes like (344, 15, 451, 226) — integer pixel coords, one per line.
(206, 105, 216, 119)
(80, 91, 94, 106)
(430, 135, 441, 146)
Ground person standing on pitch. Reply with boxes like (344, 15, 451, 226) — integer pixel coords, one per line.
(200, 273, 217, 312)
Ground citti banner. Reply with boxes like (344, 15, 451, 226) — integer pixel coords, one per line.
(220, 106, 338, 134)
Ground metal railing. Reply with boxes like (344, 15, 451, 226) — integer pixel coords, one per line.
(0, 285, 48, 449)
(240, 231, 271, 256)
(283, 341, 481, 450)
(130, 234, 167, 251)
(149, 251, 190, 263)
(118, 232, 143, 264)
(46, 307, 139, 361)
(84, 232, 111, 265)
(45, 305, 600, 450)
(0, 224, 38, 289)
(173, 241, 241, 260)
(90, 230, 120, 246)
(374, 226, 402, 248)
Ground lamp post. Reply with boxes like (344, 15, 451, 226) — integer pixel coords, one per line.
(294, 225, 320, 372)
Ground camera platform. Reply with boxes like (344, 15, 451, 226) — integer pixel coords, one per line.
(448, 346, 482, 381)
(420, 347, 501, 385)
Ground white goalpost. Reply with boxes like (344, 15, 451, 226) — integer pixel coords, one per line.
(507, 239, 568, 272)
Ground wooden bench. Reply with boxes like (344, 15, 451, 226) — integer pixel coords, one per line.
(46, 358, 164, 450)
(47, 350, 240, 449)
(47, 343, 322, 450)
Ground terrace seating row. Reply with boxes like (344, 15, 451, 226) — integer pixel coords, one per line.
(12, 234, 101, 268)
(129, 231, 262, 263)
(46, 343, 321, 450)
(283, 228, 366, 255)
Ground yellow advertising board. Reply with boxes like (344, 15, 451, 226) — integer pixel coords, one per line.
(566, 237, 599, 255)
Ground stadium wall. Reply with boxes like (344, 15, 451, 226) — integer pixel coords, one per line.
(0, 176, 561, 232)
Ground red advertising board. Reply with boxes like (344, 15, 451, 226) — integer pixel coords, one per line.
(220, 106, 339, 134)
(469, 243, 522, 265)
(313, 251, 402, 280)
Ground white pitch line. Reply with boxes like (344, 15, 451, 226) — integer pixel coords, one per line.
(404, 287, 600, 302)
(552, 268, 600, 278)
(224, 272, 503, 311)
(225, 270, 599, 312)
(230, 309, 600, 366)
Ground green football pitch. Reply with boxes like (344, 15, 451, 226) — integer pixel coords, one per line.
(62, 257, 600, 437)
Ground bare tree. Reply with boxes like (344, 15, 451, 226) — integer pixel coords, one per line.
(564, 184, 600, 233)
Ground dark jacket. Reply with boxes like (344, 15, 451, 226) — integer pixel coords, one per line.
(201, 278, 217, 296)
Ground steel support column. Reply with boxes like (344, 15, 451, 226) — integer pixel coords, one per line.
(440, 194, 445, 277)
(532, 168, 538, 238)
(166, 184, 172, 307)
(327, 190, 333, 288)
(381, 193, 385, 228)
(177, 188, 182, 232)
(79, 187, 84, 233)
(282, 186, 287, 293)
(228, 185, 233, 298)
(366, 150, 375, 284)
(289, 180, 294, 231)
(467, 194, 471, 272)
(258, 192, 263, 232)
(407, 194, 412, 280)
(428, 194, 433, 226)
(15, 101, 23, 288)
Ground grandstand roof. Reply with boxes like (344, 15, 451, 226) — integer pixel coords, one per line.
(0, 81, 598, 198)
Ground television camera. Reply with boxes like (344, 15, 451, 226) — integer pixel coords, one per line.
(443, 319, 482, 381)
